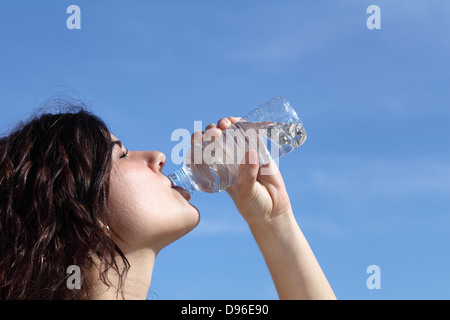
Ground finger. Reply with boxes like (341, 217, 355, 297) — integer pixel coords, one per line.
(232, 149, 259, 196)
(203, 126, 222, 141)
(218, 117, 242, 130)
(191, 130, 204, 146)
(217, 118, 231, 130)
(229, 116, 242, 124)
(205, 123, 217, 131)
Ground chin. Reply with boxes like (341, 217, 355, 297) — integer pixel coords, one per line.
(161, 206, 200, 248)
(180, 206, 201, 234)
(184, 205, 201, 232)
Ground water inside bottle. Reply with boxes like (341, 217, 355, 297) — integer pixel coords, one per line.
(263, 121, 307, 156)
(182, 120, 306, 193)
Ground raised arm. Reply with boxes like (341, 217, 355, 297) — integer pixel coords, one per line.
(203, 117, 336, 300)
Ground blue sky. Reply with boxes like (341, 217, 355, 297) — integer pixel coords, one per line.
(0, 1, 449, 299)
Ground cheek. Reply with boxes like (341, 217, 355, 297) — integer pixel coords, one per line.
(107, 163, 198, 248)
(108, 165, 165, 227)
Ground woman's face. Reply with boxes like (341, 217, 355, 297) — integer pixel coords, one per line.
(107, 135, 199, 252)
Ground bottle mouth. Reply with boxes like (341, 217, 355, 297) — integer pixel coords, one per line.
(168, 169, 195, 195)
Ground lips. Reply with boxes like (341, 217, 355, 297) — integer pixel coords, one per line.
(172, 185, 191, 201)
(166, 174, 191, 201)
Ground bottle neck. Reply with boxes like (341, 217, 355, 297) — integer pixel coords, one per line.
(168, 167, 195, 195)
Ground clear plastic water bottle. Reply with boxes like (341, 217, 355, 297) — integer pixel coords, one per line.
(168, 97, 307, 195)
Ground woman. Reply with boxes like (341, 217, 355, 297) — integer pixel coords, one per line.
(0, 99, 335, 299)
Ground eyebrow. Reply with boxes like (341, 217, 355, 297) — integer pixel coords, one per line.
(111, 140, 123, 149)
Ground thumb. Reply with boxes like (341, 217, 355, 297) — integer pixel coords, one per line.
(232, 149, 259, 195)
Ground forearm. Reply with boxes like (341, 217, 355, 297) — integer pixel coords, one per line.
(249, 210, 336, 300)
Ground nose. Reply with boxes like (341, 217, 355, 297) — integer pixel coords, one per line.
(135, 151, 166, 173)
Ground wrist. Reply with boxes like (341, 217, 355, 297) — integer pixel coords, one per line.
(247, 207, 298, 240)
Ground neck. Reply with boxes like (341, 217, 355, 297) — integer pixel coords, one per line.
(88, 247, 156, 300)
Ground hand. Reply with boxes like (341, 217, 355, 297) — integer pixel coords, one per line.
(193, 117, 293, 227)
(193, 117, 336, 300)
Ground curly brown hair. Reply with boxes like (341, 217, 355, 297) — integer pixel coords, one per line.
(0, 100, 129, 299)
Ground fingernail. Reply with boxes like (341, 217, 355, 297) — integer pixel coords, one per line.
(218, 120, 227, 127)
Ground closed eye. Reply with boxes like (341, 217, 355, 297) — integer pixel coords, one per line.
(120, 149, 129, 159)
(111, 140, 128, 159)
